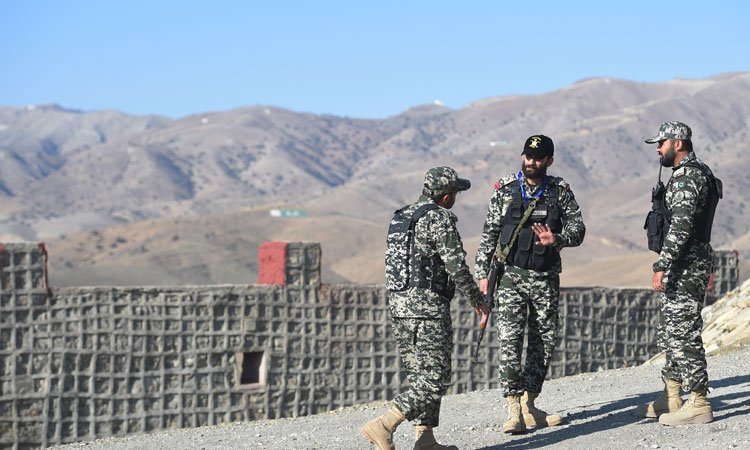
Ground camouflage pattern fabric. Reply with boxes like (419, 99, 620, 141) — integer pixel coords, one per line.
(388, 189, 484, 427)
(422, 166, 471, 197)
(653, 151, 715, 392)
(475, 174, 586, 278)
(387, 192, 484, 426)
(652, 152, 714, 273)
(389, 195, 484, 319)
(475, 173, 585, 397)
(495, 266, 560, 396)
(391, 316, 452, 426)
(644, 121, 692, 143)
(657, 257, 711, 392)
(384, 203, 439, 292)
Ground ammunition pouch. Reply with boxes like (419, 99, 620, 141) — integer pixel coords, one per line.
(501, 181, 561, 271)
(644, 162, 722, 254)
(408, 256, 455, 298)
(645, 181, 670, 253)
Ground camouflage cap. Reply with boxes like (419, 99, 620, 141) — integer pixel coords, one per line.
(644, 121, 692, 143)
(423, 166, 471, 197)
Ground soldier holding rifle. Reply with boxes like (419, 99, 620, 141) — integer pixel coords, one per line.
(475, 135, 586, 434)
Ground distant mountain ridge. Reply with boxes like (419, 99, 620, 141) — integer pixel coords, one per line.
(1, 73, 749, 287)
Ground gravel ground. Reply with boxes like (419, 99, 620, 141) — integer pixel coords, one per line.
(53, 346, 750, 450)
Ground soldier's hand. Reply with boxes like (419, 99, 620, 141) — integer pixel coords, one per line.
(652, 271, 666, 292)
(475, 301, 489, 328)
(479, 278, 488, 294)
(532, 223, 556, 246)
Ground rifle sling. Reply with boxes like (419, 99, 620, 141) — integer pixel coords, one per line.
(495, 197, 540, 263)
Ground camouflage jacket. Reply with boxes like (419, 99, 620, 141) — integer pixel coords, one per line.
(653, 151, 714, 273)
(475, 174, 586, 279)
(388, 195, 484, 319)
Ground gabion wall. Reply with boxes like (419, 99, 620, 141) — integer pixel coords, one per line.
(0, 243, 738, 449)
(706, 250, 740, 304)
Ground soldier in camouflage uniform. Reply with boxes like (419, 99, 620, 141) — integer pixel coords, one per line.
(362, 166, 488, 450)
(637, 121, 720, 425)
(475, 135, 585, 434)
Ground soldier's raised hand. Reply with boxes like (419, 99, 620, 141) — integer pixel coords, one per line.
(532, 223, 556, 246)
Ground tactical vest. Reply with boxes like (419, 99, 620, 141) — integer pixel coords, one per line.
(385, 203, 455, 297)
(644, 161, 722, 254)
(499, 180, 562, 271)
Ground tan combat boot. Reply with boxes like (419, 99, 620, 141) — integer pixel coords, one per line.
(362, 406, 406, 450)
(413, 425, 458, 450)
(636, 377, 683, 418)
(521, 391, 563, 427)
(502, 394, 526, 434)
(659, 389, 713, 425)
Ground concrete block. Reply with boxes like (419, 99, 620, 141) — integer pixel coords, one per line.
(258, 242, 287, 285)
(258, 242, 322, 286)
(0, 242, 50, 295)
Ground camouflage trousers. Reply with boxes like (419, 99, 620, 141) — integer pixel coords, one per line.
(657, 256, 712, 392)
(391, 316, 453, 427)
(495, 266, 560, 397)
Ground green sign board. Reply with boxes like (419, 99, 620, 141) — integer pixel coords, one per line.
(269, 209, 308, 218)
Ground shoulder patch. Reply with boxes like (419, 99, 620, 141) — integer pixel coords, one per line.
(494, 173, 516, 190)
(673, 167, 687, 178)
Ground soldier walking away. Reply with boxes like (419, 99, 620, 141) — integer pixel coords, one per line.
(362, 166, 488, 450)
(475, 135, 586, 434)
(638, 121, 722, 425)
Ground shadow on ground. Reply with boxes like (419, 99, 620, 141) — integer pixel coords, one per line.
(476, 374, 750, 450)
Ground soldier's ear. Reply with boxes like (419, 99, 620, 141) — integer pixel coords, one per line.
(674, 140, 684, 152)
(436, 193, 453, 208)
(546, 156, 554, 168)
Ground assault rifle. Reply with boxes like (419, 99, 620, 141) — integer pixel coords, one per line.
(472, 254, 504, 362)
(471, 196, 539, 363)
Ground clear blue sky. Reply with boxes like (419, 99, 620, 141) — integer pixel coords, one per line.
(2, 0, 749, 119)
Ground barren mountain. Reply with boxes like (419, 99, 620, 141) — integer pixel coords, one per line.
(1, 73, 748, 287)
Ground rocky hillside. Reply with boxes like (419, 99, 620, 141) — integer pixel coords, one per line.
(641, 277, 750, 371)
(1, 73, 749, 287)
(703, 278, 750, 355)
